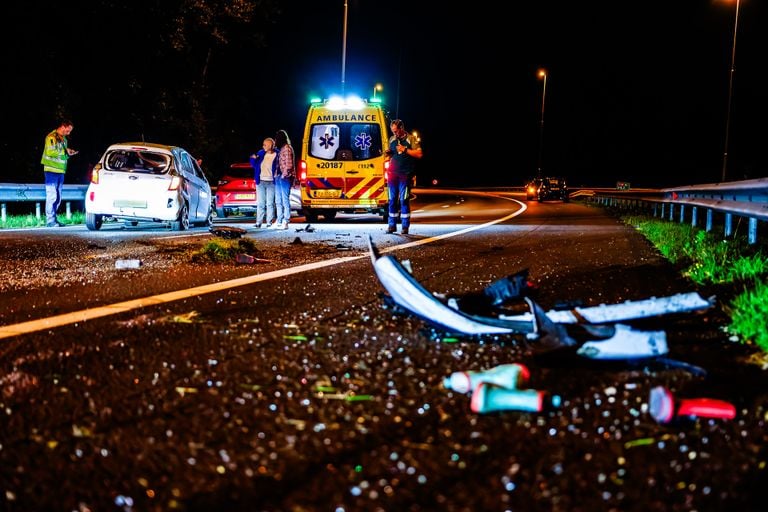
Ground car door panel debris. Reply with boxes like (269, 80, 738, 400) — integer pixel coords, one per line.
(369, 236, 708, 362)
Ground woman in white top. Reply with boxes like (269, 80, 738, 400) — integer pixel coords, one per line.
(249, 137, 278, 227)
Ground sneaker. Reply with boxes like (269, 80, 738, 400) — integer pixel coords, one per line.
(254, 223, 263, 228)
(401, 227, 409, 235)
(386, 226, 397, 234)
(46, 220, 64, 227)
(271, 222, 284, 229)
(281, 223, 289, 230)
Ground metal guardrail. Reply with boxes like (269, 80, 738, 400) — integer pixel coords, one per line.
(0, 183, 88, 222)
(3, 180, 767, 242)
(586, 177, 768, 244)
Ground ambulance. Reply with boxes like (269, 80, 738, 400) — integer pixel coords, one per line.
(298, 95, 390, 222)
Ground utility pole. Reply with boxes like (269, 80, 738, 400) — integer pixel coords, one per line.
(341, 0, 348, 94)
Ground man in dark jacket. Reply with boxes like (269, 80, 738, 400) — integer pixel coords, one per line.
(386, 119, 422, 235)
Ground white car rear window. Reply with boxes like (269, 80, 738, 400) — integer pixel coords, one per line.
(105, 150, 171, 174)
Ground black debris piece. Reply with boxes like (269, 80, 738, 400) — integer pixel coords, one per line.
(209, 226, 247, 239)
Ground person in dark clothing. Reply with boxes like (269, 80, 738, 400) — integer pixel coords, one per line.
(386, 119, 422, 234)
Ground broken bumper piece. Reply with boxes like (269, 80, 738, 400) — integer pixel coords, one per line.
(368, 237, 531, 335)
(368, 236, 706, 361)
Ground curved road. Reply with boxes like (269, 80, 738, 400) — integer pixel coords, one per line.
(1, 189, 763, 512)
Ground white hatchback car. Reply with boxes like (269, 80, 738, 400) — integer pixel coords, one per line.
(85, 142, 213, 230)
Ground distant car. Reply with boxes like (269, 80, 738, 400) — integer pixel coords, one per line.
(525, 177, 543, 201)
(536, 177, 569, 202)
(85, 142, 213, 231)
(214, 162, 302, 219)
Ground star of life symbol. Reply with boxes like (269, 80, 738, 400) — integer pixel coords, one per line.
(319, 133, 335, 149)
(354, 132, 372, 151)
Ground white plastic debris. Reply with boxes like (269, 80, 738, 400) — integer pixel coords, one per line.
(501, 293, 712, 324)
(115, 259, 142, 269)
(576, 324, 668, 359)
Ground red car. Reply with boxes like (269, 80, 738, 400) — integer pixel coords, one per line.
(214, 163, 302, 218)
(214, 163, 256, 218)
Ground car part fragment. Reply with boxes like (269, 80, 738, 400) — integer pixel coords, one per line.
(368, 237, 711, 360)
(501, 292, 713, 325)
(368, 237, 532, 335)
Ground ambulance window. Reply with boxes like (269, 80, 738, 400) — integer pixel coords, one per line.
(310, 124, 339, 160)
(349, 124, 382, 160)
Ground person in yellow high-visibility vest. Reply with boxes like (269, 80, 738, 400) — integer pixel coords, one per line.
(40, 120, 78, 227)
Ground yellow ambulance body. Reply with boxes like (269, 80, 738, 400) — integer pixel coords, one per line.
(298, 96, 390, 222)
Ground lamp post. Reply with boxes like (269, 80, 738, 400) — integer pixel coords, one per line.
(721, 0, 741, 182)
(373, 83, 383, 100)
(537, 69, 547, 178)
(341, 0, 348, 93)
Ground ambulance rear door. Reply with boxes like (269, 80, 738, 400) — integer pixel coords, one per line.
(304, 117, 387, 208)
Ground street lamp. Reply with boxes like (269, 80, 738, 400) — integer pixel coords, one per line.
(341, 0, 349, 93)
(537, 69, 547, 177)
(373, 83, 383, 100)
(721, 0, 741, 182)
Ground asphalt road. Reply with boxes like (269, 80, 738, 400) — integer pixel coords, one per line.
(1, 189, 765, 511)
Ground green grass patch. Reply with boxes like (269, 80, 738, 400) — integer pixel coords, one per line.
(0, 212, 85, 229)
(622, 214, 768, 353)
(191, 238, 260, 263)
(727, 280, 768, 353)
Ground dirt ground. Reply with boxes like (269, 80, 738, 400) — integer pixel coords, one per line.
(1, 228, 767, 512)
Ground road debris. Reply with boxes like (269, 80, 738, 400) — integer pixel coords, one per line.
(235, 253, 271, 264)
(471, 384, 562, 413)
(209, 226, 247, 239)
(295, 224, 314, 233)
(367, 236, 530, 335)
(368, 236, 710, 362)
(576, 325, 667, 359)
(502, 292, 714, 324)
(115, 259, 142, 269)
(649, 385, 736, 423)
(443, 363, 530, 393)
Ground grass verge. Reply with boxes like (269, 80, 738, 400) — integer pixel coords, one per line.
(0, 212, 85, 228)
(623, 215, 768, 353)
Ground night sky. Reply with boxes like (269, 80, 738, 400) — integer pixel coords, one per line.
(2, 0, 766, 189)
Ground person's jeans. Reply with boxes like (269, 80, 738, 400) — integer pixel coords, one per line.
(256, 180, 276, 225)
(387, 173, 411, 229)
(44, 171, 65, 223)
(275, 176, 292, 225)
